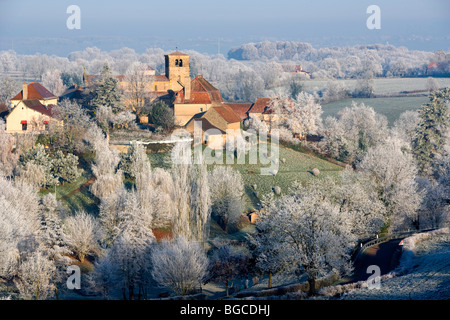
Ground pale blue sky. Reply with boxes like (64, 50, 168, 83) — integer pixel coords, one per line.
(0, 0, 449, 55)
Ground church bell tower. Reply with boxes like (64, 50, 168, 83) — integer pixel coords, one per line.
(165, 51, 191, 101)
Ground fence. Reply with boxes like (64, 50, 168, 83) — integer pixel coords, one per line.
(352, 228, 438, 262)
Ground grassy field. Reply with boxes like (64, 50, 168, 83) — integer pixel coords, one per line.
(301, 77, 450, 95)
(39, 172, 99, 216)
(200, 143, 343, 212)
(147, 143, 343, 212)
(322, 96, 429, 125)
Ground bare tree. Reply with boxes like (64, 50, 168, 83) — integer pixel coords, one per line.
(208, 242, 248, 297)
(124, 63, 149, 114)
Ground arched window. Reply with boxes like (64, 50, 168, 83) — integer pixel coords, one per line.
(179, 59, 183, 67)
(175, 59, 179, 66)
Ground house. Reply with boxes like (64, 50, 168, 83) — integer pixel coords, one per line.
(10, 82, 58, 109)
(59, 84, 92, 106)
(5, 99, 61, 133)
(6, 82, 61, 133)
(185, 105, 242, 149)
(226, 103, 253, 121)
(282, 64, 311, 78)
(247, 97, 273, 120)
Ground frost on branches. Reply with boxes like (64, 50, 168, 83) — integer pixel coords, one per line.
(253, 180, 355, 295)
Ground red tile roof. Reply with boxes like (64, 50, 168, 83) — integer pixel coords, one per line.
(212, 105, 241, 124)
(12, 82, 57, 101)
(225, 103, 253, 120)
(248, 98, 272, 114)
(190, 92, 213, 104)
(189, 75, 223, 104)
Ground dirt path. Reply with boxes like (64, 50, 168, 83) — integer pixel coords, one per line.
(59, 176, 96, 202)
(344, 238, 403, 284)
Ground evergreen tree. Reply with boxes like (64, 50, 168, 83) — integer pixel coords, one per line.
(51, 150, 82, 186)
(413, 88, 449, 176)
(91, 62, 124, 114)
(19, 144, 59, 187)
(150, 101, 174, 132)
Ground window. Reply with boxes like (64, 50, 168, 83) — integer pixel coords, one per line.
(200, 108, 203, 112)
(21, 120, 27, 131)
(175, 59, 179, 66)
(179, 59, 183, 67)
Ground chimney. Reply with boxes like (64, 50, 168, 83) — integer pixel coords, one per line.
(22, 82, 28, 100)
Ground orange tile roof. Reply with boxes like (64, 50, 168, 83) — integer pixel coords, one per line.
(248, 98, 272, 114)
(12, 82, 57, 101)
(225, 103, 253, 120)
(212, 105, 241, 124)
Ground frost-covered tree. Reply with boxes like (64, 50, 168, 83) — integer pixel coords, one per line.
(412, 88, 449, 176)
(98, 187, 128, 247)
(64, 211, 99, 263)
(18, 144, 58, 187)
(255, 182, 355, 295)
(208, 166, 243, 233)
(321, 102, 388, 164)
(151, 236, 208, 296)
(248, 222, 284, 289)
(321, 80, 348, 103)
(0, 75, 21, 106)
(426, 77, 440, 92)
(91, 62, 124, 114)
(51, 99, 93, 153)
(358, 137, 423, 230)
(334, 168, 386, 235)
(38, 193, 71, 299)
(107, 191, 155, 300)
(0, 119, 18, 177)
(171, 147, 211, 243)
(392, 110, 420, 148)
(89, 253, 116, 299)
(124, 63, 149, 114)
(269, 93, 323, 139)
(88, 125, 123, 201)
(14, 250, 57, 300)
(41, 69, 66, 97)
(51, 150, 82, 186)
(208, 242, 250, 297)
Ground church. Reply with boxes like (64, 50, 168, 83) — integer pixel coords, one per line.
(82, 51, 273, 148)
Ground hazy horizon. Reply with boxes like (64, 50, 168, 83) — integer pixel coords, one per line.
(0, 0, 449, 56)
